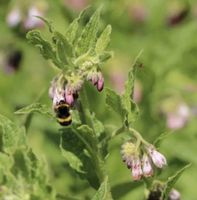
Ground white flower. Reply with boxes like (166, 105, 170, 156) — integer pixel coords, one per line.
(7, 8, 21, 27)
(24, 6, 44, 29)
(169, 189, 181, 200)
(142, 154, 153, 177)
(52, 88, 65, 107)
(147, 146, 167, 168)
(131, 156, 142, 180)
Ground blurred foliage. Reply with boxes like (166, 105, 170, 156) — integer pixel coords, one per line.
(0, 0, 197, 199)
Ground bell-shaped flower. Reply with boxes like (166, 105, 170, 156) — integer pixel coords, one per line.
(142, 154, 153, 177)
(147, 146, 167, 168)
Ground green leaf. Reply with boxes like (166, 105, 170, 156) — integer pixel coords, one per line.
(106, 88, 126, 123)
(53, 32, 73, 65)
(61, 150, 84, 173)
(0, 114, 26, 154)
(121, 50, 143, 125)
(96, 25, 112, 54)
(91, 114, 105, 137)
(161, 164, 191, 200)
(60, 127, 100, 189)
(34, 16, 54, 33)
(98, 51, 113, 63)
(77, 125, 97, 151)
(65, 6, 91, 44)
(26, 30, 62, 69)
(66, 19, 79, 44)
(0, 152, 13, 171)
(15, 103, 54, 118)
(92, 177, 112, 200)
(76, 9, 100, 56)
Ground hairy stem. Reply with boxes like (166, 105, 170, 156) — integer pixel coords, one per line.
(78, 86, 113, 199)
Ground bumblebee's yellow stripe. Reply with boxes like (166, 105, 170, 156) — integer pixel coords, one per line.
(57, 115, 72, 123)
(56, 103, 69, 109)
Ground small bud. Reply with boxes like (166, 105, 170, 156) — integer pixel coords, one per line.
(169, 189, 181, 200)
(97, 72, 104, 92)
(131, 156, 142, 181)
(147, 146, 167, 168)
(142, 154, 153, 177)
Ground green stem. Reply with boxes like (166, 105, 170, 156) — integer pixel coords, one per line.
(129, 127, 151, 147)
(78, 86, 113, 199)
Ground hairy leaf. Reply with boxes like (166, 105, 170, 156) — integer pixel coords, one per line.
(53, 32, 73, 65)
(76, 9, 100, 56)
(122, 50, 143, 125)
(106, 88, 126, 123)
(60, 127, 100, 189)
(98, 51, 113, 63)
(15, 103, 53, 118)
(161, 164, 191, 200)
(96, 25, 112, 54)
(0, 114, 26, 154)
(92, 177, 112, 200)
(35, 16, 54, 33)
(26, 30, 62, 69)
(65, 6, 91, 44)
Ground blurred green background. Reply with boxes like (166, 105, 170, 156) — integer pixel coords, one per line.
(0, 0, 197, 199)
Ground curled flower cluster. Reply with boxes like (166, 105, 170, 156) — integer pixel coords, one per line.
(49, 69, 104, 108)
(121, 142, 167, 181)
(86, 68, 104, 92)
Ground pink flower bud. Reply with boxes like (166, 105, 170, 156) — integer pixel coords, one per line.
(131, 157, 142, 181)
(97, 72, 104, 92)
(142, 154, 153, 177)
(65, 87, 74, 106)
(147, 147, 167, 168)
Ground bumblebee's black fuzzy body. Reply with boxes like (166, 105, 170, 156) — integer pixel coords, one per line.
(54, 100, 72, 126)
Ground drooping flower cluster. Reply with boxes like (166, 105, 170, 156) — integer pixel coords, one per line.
(49, 69, 104, 109)
(121, 142, 167, 181)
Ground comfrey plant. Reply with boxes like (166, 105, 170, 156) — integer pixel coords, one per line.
(9, 7, 190, 200)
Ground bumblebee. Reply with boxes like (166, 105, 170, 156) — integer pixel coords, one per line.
(54, 100, 72, 126)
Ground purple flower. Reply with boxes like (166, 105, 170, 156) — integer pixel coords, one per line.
(147, 146, 167, 168)
(131, 156, 142, 181)
(142, 154, 153, 177)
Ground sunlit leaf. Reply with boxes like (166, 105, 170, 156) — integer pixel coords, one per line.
(161, 164, 191, 200)
(92, 177, 112, 200)
(15, 103, 53, 118)
(76, 8, 100, 56)
(106, 88, 126, 123)
(26, 30, 62, 69)
(96, 25, 112, 54)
